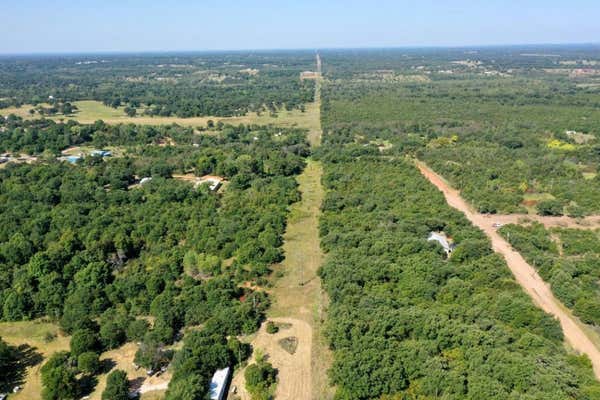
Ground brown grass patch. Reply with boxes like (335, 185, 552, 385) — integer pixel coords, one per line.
(278, 337, 299, 355)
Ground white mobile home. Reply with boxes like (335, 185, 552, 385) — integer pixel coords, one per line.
(209, 367, 231, 400)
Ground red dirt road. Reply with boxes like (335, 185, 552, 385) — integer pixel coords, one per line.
(416, 160, 600, 380)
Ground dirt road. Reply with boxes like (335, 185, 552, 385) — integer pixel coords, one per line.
(316, 53, 322, 75)
(416, 160, 600, 380)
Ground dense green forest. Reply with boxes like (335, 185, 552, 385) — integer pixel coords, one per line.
(499, 223, 600, 326)
(319, 46, 600, 214)
(0, 52, 316, 117)
(2, 46, 600, 399)
(316, 46, 600, 399)
(0, 119, 309, 398)
(315, 150, 600, 399)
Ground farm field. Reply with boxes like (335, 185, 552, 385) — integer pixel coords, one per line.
(0, 99, 321, 131)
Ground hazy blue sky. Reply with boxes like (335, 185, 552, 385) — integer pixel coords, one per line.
(2, 0, 599, 53)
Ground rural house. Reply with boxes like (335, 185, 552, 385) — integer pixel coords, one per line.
(209, 367, 231, 400)
(428, 232, 455, 256)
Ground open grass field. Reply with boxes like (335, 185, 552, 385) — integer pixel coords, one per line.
(0, 320, 70, 400)
(140, 391, 167, 400)
(306, 77, 323, 147)
(0, 321, 172, 399)
(0, 100, 321, 131)
(87, 342, 148, 400)
(229, 159, 334, 400)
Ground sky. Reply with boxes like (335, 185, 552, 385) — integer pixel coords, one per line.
(2, 0, 600, 54)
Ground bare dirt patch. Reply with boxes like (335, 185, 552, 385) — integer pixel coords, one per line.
(489, 214, 600, 230)
(231, 318, 312, 400)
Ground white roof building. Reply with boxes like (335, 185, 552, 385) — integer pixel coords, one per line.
(428, 232, 455, 255)
(209, 367, 231, 400)
(198, 176, 224, 191)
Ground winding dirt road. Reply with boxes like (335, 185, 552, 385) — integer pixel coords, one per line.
(416, 160, 600, 380)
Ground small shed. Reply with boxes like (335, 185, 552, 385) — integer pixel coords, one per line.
(90, 149, 112, 157)
(209, 367, 231, 400)
(199, 175, 224, 192)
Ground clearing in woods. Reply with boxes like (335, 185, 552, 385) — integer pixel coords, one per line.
(231, 159, 333, 400)
(231, 54, 333, 400)
(0, 320, 70, 400)
(0, 99, 320, 131)
(0, 320, 171, 400)
(415, 159, 600, 379)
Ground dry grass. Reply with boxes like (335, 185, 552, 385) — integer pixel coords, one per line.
(0, 100, 320, 131)
(0, 322, 171, 400)
(0, 320, 70, 400)
(230, 159, 335, 400)
(140, 391, 167, 400)
(278, 337, 299, 355)
(86, 342, 152, 400)
(230, 317, 312, 400)
(306, 78, 323, 147)
(269, 160, 325, 320)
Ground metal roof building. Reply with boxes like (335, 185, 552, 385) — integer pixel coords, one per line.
(209, 367, 231, 400)
(428, 232, 455, 255)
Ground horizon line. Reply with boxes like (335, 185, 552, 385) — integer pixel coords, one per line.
(1, 41, 600, 57)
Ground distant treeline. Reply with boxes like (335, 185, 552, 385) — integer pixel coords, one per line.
(0, 52, 316, 117)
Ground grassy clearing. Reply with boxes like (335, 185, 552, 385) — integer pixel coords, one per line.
(0, 320, 70, 400)
(269, 160, 324, 319)
(0, 321, 170, 399)
(86, 342, 149, 400)
(229, 160, 333, 400)
(140, 391, 167, 400)
(306, 78, 323, 147)
(0, 100, 320, 131)
(269, 160, 335, 399)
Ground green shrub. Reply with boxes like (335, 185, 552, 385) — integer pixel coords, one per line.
(266, 321, 278, 334)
